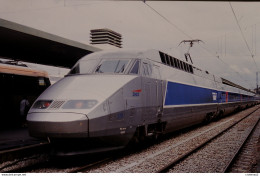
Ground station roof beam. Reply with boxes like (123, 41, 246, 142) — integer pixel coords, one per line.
(0, 18, 101, 68)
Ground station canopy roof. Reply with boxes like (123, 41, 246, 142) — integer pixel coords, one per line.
(0, 18, 101, 68)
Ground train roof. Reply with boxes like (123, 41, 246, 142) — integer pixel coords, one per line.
(0, 62, 49, 78)
(80, 49, 162, 62)
(80, 49, 255, 95)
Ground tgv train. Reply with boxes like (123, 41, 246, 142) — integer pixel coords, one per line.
(27, 49, 257, 155)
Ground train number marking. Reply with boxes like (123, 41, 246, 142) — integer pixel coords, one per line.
(212, 92, 217, 101)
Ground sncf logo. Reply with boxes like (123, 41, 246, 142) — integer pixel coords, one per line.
(132, 89, 142, 97)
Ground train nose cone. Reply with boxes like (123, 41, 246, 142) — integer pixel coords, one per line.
(27, 112, 88, 138)
(27, 75, 137, 138)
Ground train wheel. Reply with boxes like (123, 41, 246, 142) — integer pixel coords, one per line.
(204, 112, 214, 123)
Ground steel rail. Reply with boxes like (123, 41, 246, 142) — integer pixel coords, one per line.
(0, 142, 50, 164)
(4, 156, 49, 173)
(157, 106, 260, 173)
(68, 157, 113, 173)
(223, 115, 260, 172)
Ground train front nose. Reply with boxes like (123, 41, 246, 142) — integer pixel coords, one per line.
(27, 112, 88, 138)
(27, 99, 99, 138)
(26, 75, 100, 138)
(27, 75, 135, 139)
(26, 74, 139, 155)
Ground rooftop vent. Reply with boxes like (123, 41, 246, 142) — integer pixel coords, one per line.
(90, 28, 122, 48)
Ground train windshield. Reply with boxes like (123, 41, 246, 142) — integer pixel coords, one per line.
(68, 59, 131, 75)
(69, 59, 100, 75)
(95, 59, 130, 74)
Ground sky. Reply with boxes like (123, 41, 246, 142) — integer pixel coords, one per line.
(0, 0, 260, 89)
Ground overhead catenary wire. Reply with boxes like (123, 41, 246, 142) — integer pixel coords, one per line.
(143, 2, 193, 39)
(229, 2, 259, 71)
(142, 1, 255, 89)
(198, 43, 255, 89)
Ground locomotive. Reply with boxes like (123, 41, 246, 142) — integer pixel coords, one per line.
(27, 49, 257, 155)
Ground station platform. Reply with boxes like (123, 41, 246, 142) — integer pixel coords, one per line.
(0, 127, 46, 152)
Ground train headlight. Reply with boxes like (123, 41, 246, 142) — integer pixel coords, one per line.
(62, 100, 98, 109)
(32, 100, 53, 109)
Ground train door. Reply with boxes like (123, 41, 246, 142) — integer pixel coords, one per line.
(152, 65, 163, 118)
(125, 59, 142, 125)
(141, 61, 158, 122)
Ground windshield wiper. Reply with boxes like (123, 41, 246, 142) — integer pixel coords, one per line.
(95, 65, 102, 73)
(116, 64, 125, 73)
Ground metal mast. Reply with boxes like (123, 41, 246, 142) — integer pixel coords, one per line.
(257, 72, 259, 94)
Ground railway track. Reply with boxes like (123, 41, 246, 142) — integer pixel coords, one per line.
(0, 142, 50, 173)
(68, 140, 160, 173)
(25, 141, 155, 173)
(224, 113, 260, 173)
(164, 106, 260, 173)
(224, 115, 260, 173)
(0, 142, 50, 163)
(68, 157, 113, 173)
(4, 147, 129, 173)
(86, 105, 260, 173)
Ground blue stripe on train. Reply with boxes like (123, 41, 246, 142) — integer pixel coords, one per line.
(165, 82, 218, 106)
(164, 81, 253, 106)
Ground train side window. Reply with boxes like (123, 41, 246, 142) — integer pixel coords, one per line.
(129, 60, 140, 74)
(189, 65, 194, 73)
(165, 55, 170, 65)
(152, 65, 161, 79)
(187, 64, 190, 72)
(159, 51, 166, 64)
(148, 63, 153, 74)
(142, 62, 151, 76)
(184, 63, 188, 72)
(176, 59, 180, 69)
(173, 58, 177, 68)
(179, 61, 183, 70)
(169, 57, 174, 67)
(142, 64, 148, 76)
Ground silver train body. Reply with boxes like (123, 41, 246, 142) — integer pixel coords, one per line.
(27, 49, 257, 154)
